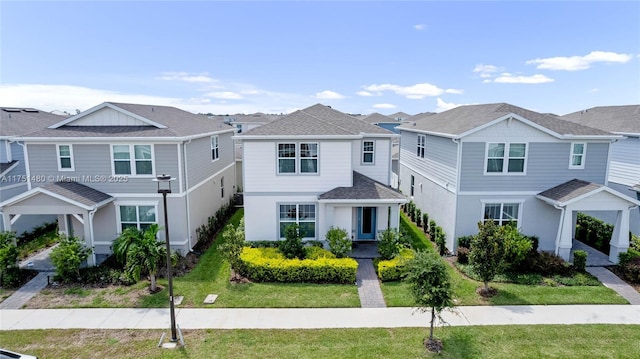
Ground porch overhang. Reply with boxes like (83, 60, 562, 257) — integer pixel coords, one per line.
(536, 179, 640, 263)
(318, 171, 407, 203)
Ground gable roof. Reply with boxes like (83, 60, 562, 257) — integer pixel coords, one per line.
(21, 102, 234, 139)
(1, 107, 68, 137)
(561, 105, 640, 136)
(361, 112, 397, 124)
(536, 178, 640, 207)
(318, 171, 406, 202)
(0, 181, 114, 210)
(397, 103, 616, 139)
(389, 111, 411, 120)
(240, 104, 394, 137)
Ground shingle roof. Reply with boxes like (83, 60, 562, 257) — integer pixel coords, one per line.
(318, 171, 405, 201)
(1, 108, 68, 136)
(24, 102, 233, 138)
(42, 181, 113, 208)
(561, 105, 640, 135)
(537, 179, 603, 203)
(361, 112, 396, 124)
(0, 160, 18, 174)
(397, 103, 613, 137)
(241, 104, 393, 137)
(389, 111, 411, 120)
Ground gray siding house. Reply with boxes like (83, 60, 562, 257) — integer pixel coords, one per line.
(1, 107, 68, 233)
(398, 103, 639, 263)
(562, 105, 640, 235)
(0, 102, 236, 265)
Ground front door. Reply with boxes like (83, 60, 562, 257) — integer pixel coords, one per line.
(357, 207, 377, 240)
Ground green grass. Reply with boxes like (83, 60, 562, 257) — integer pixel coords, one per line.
(399, 212, 434, 251)
(138, 209, 360, 308)
(2, 325, 638, 358)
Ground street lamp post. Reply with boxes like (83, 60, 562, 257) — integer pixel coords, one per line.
(155, 174, 177, 342)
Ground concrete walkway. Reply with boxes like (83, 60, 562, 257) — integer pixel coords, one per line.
(587, 267, 640, 305)
(1, 305, 638, 330)
(356, 259, 386, 308)
(0, 245, 56, 310)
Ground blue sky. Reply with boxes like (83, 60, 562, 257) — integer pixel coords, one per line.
(1, 1, 638, 116)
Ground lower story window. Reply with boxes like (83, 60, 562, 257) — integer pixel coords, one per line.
(279, 203, 316, 239)
(119, 205, 156, 232)
(483, 202, 519, 227)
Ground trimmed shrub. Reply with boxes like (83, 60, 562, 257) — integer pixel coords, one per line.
(428, 220, 437, 242)
(305, 246, 336, 260)
(377, 228, 402, 260)
(619, 248, 640, 266)
(501, 226, 533, 273)
(279, 224, 306, 259)
(238, 247, 357, 283)
(51, 235, 92, 283)
(456, 246, 470, 264)
(246, 240, 281, 248)
(575, 213, 614, 255)
(415, 208, 422, 227)
(325, 226, 351, 258)
(619, 249, 640, 283)
(532, 251, 572, 276)
(375, 248, 415, 281)
(572, 250, 588, 272)
(457, 235, 474, 249)
(422, 213, 429, 234)
(434, 226, 447, 255)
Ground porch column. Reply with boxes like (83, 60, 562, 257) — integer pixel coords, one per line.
(389, 205, 400, 229)
(57, 214, 68, 237)
(82, 211, 95, 266)
(609, 208, 630, 264)
(556, 208, 574, 261)
(1, 213, 14, 244)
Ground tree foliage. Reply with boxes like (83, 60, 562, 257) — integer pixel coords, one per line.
(377, 228, 402, 260)
(50, 235, 92, 283)
(0, 231, 20, 286)
(469, 220, 505, 292)
(325, 226, 351, 258)
(218, 218, 245, 278)
(279, 224, 306, 259)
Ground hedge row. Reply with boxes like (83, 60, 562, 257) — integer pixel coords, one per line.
(238, 247, 357, 283)
(374, 248, 415, 282)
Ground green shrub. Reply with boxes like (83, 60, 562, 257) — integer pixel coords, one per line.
(325, 226, 351, 258)
(375, 248, 415, 281)
(399, 213, 432, 251)
(428, 220, 437, 242)
(434, 226, 447, 255)
(457, 235, 474, 249)
(306, 240, 324, 248)
(377, 228, 401, 260)
(238, 247, 357, 283)
(620, 258, 640, 283)
(631, 234, 640, 251)
(0, 231, 20, 287)
(532, 251, 572, 276)
(619, 248, 640, 266)
(422, 213, 429, 234)
(218, 218, 246, 274)
(415, 208, 422, 227)
(572, 250, 588, 272)
(501, 226, 533, 272)
(575, 213, 613, 255)
(50, 235, 92, 283)
(279, 224, 306, 259)
(305, 246, 336, 260)
(456, 246, 470, 264)
(246, 240, 281, 248)
(552, 272, 601, 286)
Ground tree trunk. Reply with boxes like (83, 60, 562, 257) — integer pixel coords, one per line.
(483, 280, 489, 292)
(150, 273, 157, 292)
(429, 307, 435, 341)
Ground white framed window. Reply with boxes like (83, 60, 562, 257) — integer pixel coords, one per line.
(485, 143, 526, 174)
(57, 144, 74, 171)
(410, 175, 415, 196)
(112, 144, 153, 176)
(482, 202, 520, 227)
(417, 135, 426, 158)
(118, 204, 157, 232)
(362, 140, 374, 164)
(211, 135, 219, 161)
(569, 143, 586, 169)
(220, 176, 224, 198)
(277, 142, 319, 174)
(278, 203, 316, 239)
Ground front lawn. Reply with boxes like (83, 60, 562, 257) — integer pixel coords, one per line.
(2, 325, 638, 358)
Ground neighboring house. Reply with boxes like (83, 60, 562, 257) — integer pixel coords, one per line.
(0, 107, 68, 233)
(389, 111, 411, 122)
(239, 104, 406, 244)
(0, 102, 236, 265)
(361, 112, 406, 188)
(561, 105, 640, 235)
(397, 103, 639, 263)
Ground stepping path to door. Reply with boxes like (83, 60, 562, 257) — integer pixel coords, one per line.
(586, 267, 640, 305)
(0, 245, 56, 310)
(355, 259, 386, 308)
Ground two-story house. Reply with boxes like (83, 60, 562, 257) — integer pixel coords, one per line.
(0, 102, 236, 265)
(561, 105, 640, 235)
(239, 104, 406, 243)
(1, 107, 68, 233)
(397, 103, 639, 263)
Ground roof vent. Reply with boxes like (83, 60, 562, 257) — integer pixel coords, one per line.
(22, 108, 39, 113)
(2, 108, 21, 112)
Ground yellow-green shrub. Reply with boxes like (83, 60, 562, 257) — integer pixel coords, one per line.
(239, 247, 357, 283)
(375, 248, 415, 281)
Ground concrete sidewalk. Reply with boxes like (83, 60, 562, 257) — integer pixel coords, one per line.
(1, 305, 638, 330)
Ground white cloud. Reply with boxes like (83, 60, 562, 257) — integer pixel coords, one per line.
(356, 90, 376, 97)
(473, 64, 501, 78)
(205, 91, 243, 100)
(373, 103, 396, 109)
(435, 98, 476, 112)
(526, 51, 632, 71)
(413, 24, 427, 30)
(157, 71, 217, 83)
(588, 88, 599, 93)
(362, 83, 461, 99)
(493, 74, 554, 84)
(445, 88, 464, 95)
(315, 90, 346, 100)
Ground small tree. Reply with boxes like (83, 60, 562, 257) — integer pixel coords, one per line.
(0, 231, 20, 286)
(218, 218, 245, 280)
(279, 223, 306, 259)
(51, 235, 92, 283)
(325, 226, 351, 258)
(469, 220, 504, 294)
(378, 228, 401, 260)
(422, 213, 429, 234)
(404, 250, 454, 352)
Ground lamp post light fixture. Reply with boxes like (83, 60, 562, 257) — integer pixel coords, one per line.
(154, 174, 177, 342)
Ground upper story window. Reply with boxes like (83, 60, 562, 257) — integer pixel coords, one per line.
(220, 176, 225, 198)
(119, 205, 156, 232)
(57, 144, 74, 171)
(483, 202, 520, 227)
(486, 143, 526, 174)
(410, 175, 415, 196)
(362, 140, 374, 164)
(211, 135, 220, 161)
(277, 142, 318, 174)
(112, 144, 153, 176)
(417, 135, 426, 158)
(569, 143, 586, 169)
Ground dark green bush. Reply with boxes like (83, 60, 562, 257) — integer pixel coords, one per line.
(0, 231, 20, 287)
(620, 258, 640, 283)
(194, 198, 236, 251)
(377, 228, 401, 260)
(456, 246, 470, 264)
(325, 226, 351, 258)
(415, 208, 422, 227)
(618, 248, 640, 266)
(428, 220, 437, 242)
(572, 250, 588, 272)
(279, 224, 306, 259)
(434, 226, 447, 255)
(501, 226, 533, 273)
(422, 213, 429, 234)
(246, 240, 281, 248)
(457, 235, 474, 249)
(531, 251, 572, 276)
(575, 213, 614, 255)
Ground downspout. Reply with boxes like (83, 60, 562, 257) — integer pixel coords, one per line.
(451, 137, 461, 251)
(12, 141, 31, 190)
(553, 204, 565, 256)
(183, 139, 192, 251)
(88, 208, 97, 266)
(604, 138, 618, 186)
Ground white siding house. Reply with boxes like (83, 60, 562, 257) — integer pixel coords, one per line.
(239, 104, 406, 244)
(398, 103, 639, 263)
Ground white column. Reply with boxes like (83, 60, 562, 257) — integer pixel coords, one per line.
(609, 209, 630, 263)
(557, 209, 574, 261)
(82, 211, 95, 266)
(2, 213, 14, 244)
